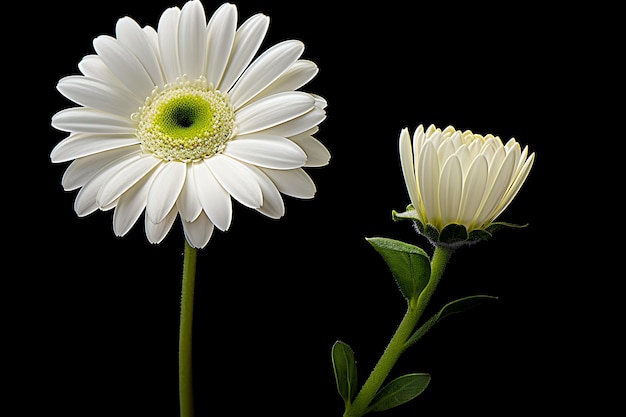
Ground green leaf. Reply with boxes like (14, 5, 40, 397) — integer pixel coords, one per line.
(405, 295, 499, 348)
(439, 223, 468, 243)
(368, 373, 431, 412)
(366, 237, 431, 300)
(331, 340, 358, 405)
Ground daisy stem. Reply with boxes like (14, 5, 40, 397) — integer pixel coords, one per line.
(344, 245, 453, 417)
(179, 239, 197, 417)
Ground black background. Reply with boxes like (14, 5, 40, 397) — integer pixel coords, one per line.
(20, 0, 612, 416)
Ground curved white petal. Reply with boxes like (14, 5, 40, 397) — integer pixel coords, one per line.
(490, 152, 535, 221)
(146, 161, 186, 224)
(205, 154, 262, 208)
(228, 40, 304, 109)
(235, 92, 314, 135)
(218, 13, 269, 92)
(289, 133, 331, 167)
(458, 155, 488, 225)
(115, 17, 165, 88)
(113, 170, 156, 237)
(78, 55, 123, 86)
(204, 2, 237, 86)
(260, 167, 316, 199)
(192, 161, 232, 231)
(177, 164, 203, 222)
(145, 206, 178, 245)
(399, 128, 419, 211)
(243, 163, 284, 219)
(439, 155, 462, 225)
(97, 155, 161, 208)
(179, 0, 208, 80)
(51, 107, 136, 134)
(224, 133, 307, 169)
(260, 107, 326, 138)
(50, 133, 139, 163)
(61, 148, 139, 191)
(249, 59, 318, 102)
(473, 149, 517, 227)
(56, 76, 142, 118)
(157, 6, 182, 83)
(93, 35, 155, 100)
(418, 142, 440, 225)
(182, 211, 215, 249)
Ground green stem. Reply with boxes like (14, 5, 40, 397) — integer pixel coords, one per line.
(179, 239, 197, 417)
(344, 245, 454, 417)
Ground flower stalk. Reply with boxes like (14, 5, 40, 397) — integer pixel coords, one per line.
(179, 240, 198, 417)
(344, 245, 454, 417)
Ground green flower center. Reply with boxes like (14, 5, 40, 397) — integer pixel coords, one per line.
(134, 77, 235, 162)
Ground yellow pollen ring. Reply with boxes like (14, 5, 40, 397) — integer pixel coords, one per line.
(133, 76, 235, 162)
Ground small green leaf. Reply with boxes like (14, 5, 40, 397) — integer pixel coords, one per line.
(439, 223, 468, 243)
(405, 295, 499, 348)
(366, 237, 431, 300)
(485, 221, 529, 234)
(368, 373, 431, 412)
(331, 340, 358, 405)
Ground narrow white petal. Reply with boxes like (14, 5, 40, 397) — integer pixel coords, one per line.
(57, 76, 142, 118)
(179, 0, 208, 80)
(218, 13, 269, 92)
(157, 6, 182, 83)
(51, 107, 136, 134)
(61, 148, 140, 191)
(115, 17, 165, 88)
(177, 164, 203, 222)
(289, 134, 331, 167)
(97, 155, 161, 208)
(145, 207, 178, 244)
(192, 161, 232, 231)
(399, 128, 419, 211)
(490, 152, 535, 222)
(224, 133, 307, 169)
(243, 163, 285, 219)
(418, 142, 440, 226)
(248, 59, 319, 102)
(260, 167, 316, 199)
(458, 155, 488, 225)
(228, 40, 304, 109)
(473, 149, 517, 227)
(93, 35, 155, 100)
(204, 2, 237, 86)
(50, 133, 139, 163)
(146, 161, 186, 224)
(206, 154, 262, 208)
(439, 155, 463, 225)
(78, 55, 122, 86)
(235, 92, 314, 135)
(113, 171, 155, 237)
(182, 211, 215, 249)
(260, 107, 326, 138)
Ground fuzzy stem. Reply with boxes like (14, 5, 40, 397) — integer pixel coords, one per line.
(179, 239, 197, 417)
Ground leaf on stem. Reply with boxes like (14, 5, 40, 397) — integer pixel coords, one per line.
(367, 373, 431, 412)
(331, 340, 358, 405)
(405, 295, 499, 348)
(365, 237, 431, 300)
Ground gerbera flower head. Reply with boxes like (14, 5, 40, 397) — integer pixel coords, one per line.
(50, 0, 330, 249)
(393, 124, 535, 248)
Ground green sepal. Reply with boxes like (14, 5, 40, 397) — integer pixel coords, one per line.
(485, 221, 529, 234)
(366, 237, 431, 300)
(405, 295, 499, 348)
(331, 340, 358, 405)
(367, 373, 431, 412)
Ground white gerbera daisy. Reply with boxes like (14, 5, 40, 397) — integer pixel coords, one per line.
(396, 124, 535, 246)
(50, 0, 330, 249)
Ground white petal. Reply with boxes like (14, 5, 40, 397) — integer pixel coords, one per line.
(97, 155, 161, 208)
(243, 163, 285, 219)
(178, 0, 208, 80)
(157, 6, 182, 83)
(490, 152, 535, 221)
(418, 141, 440, 225)
(145, 206, 178, 244)
(50, 133, 139, 163)
(260, 167, 316, 199)
(260, 107, 326, 138)
(204, 2, 237, 86)
(113, 171, 155, 237)
(218, 13, 269, 92)
(289, 133, 331, 167)
(473, 149, 517, 227)
(92, 35, 156, 100)
(51, 107, 136, 134)
(192, 161, 232, 231)
(146, 161, 186, 224)
(115, 17, 165, 88)
(399, 128, 419, 211)
(458, 155, 488, 225)
(61, 148, 139, 191)
(235, 92, 314, 135)
(205, 154, 262, 208)
(177, 164, 203, 222)
(56, 76, 142, 118)
(249, 59, 319, 102)
(228, 40, 304, 109)
(224, 133, 307, 169)
(182, 211, 215, 249)
(438, 155, 462, 225)
(78, 55, 122, 86)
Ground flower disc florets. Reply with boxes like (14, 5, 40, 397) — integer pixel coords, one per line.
(134, 76, 235, 162)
